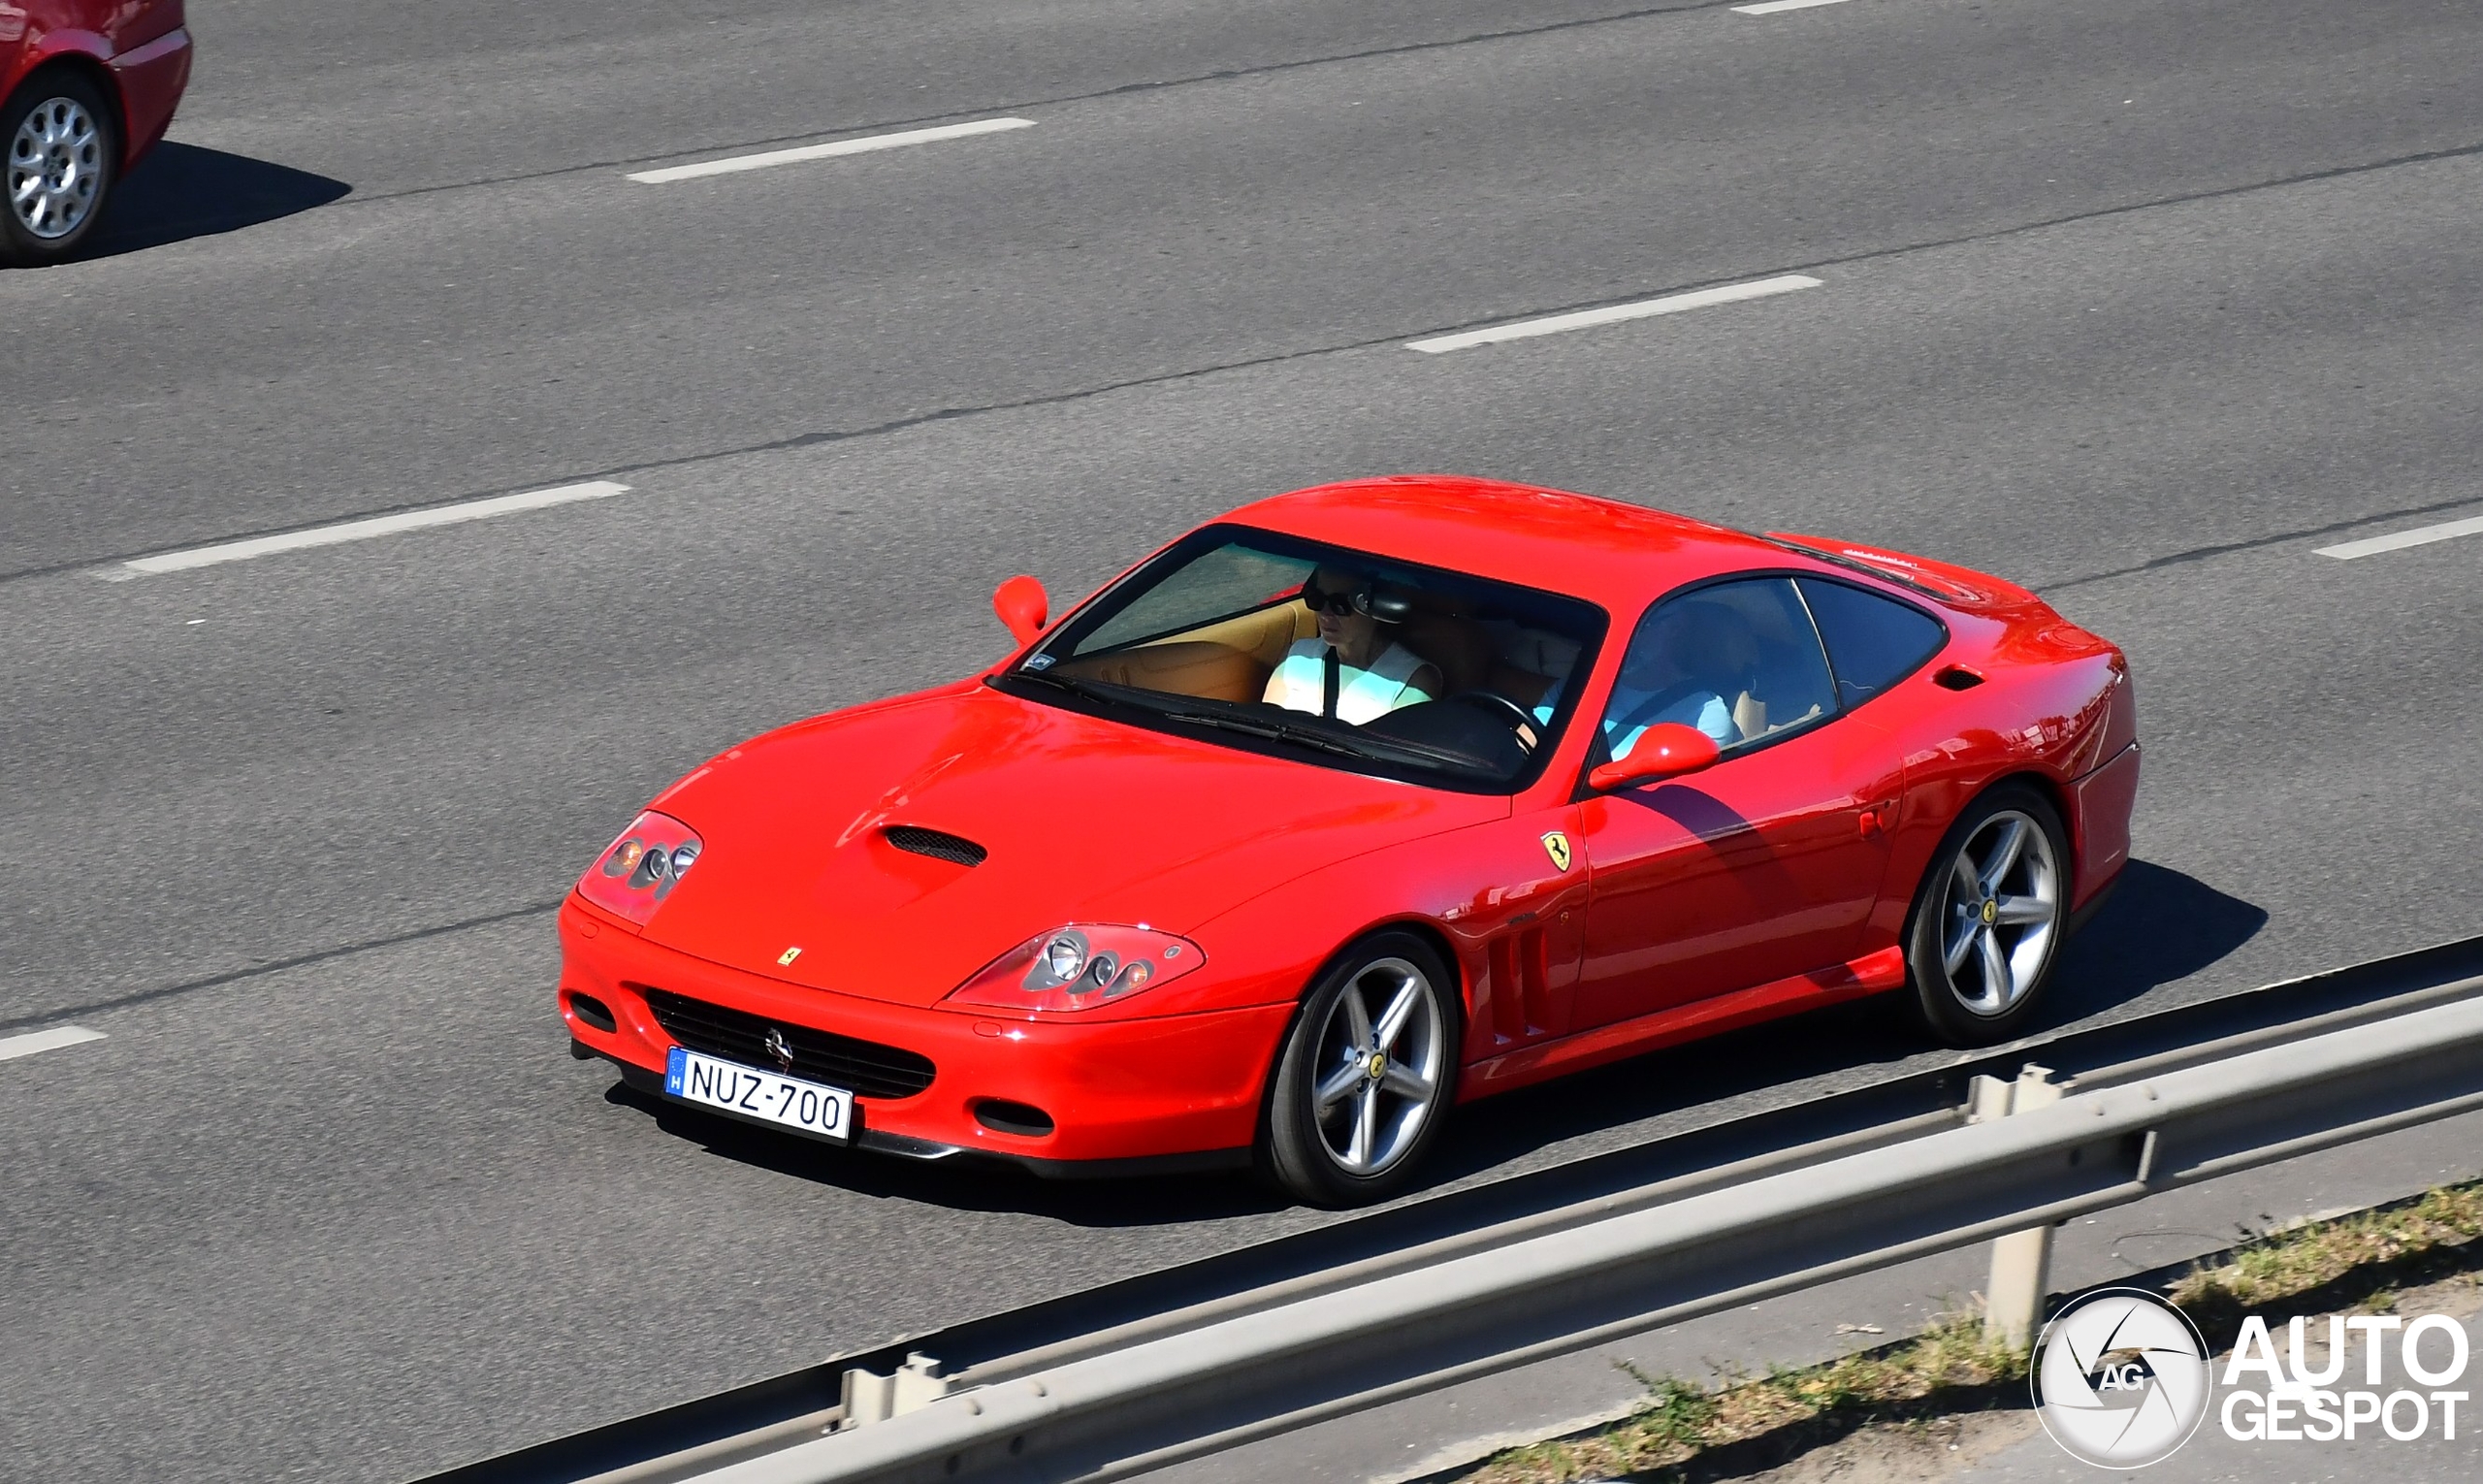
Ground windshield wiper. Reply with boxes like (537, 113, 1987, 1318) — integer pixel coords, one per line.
(1163, 708, 1499, 775)
(1004, 668, 1125, 705)
(1013, 674, 1499, 777)
(1158, 708, 1373, 759)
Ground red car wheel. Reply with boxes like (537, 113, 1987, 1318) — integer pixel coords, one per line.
(1262, 931, 1460, 1207)
(1902, 783, 2071, 1047)
(2, 68, 119, 267)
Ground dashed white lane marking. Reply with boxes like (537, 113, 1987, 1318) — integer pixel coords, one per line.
(1733, 0, 1854, 13)
(1405, 274, 1823, 353)
(628, 117, 1038, 183)
(2315, 513, 2483, 560)
(108, 482, 630, 578)
(0, 1026, 105, 1063)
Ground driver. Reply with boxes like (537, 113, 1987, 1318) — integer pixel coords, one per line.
(1262, 566, 1442, 725)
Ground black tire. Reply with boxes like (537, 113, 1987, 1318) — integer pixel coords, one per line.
(1900, 782, 2071, 1048)
(1, 68, 119, 268)
(1261, 931, 1460, 1208)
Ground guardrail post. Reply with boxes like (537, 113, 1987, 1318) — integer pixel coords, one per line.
(838, 1352, 949, 1428)
(1972, 1064, 2061, 1349)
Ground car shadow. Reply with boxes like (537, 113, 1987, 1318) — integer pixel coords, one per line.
(597, 858, 2263, 1222)
(2040, 857, 2271, 1022)
(81, 143, 350, 258)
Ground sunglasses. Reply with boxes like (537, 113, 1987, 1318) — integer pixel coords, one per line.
(1301, 586, 1365, 616)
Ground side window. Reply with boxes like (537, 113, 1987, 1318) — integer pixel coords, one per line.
(1795, 578, 1948, 709)
(1600, 578, 1836, 758)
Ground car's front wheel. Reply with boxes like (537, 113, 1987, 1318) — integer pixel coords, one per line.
(1901, 783, 2070, 1047)
(2, 70, 118, 268)
(1262, 932, 1458, 1207)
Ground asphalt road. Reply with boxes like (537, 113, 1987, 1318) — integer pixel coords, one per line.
(3, 0, 2480, 1480)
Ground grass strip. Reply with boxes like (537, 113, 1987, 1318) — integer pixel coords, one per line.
(1442, 1177, 2483, 1484)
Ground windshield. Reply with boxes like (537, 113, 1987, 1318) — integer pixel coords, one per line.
(994, 525, 1607, 791)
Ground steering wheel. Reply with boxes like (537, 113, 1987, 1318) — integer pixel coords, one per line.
(1444, 691, 1541, 751)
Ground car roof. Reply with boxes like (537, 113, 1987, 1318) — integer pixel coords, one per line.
(1220, 474, 1793, 613)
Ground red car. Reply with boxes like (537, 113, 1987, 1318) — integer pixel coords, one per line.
(2, 0, 191, 266)
(560, 477, 2139, 1205)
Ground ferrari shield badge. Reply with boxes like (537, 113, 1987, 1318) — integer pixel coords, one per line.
(1540, 830, 1573, 872)
(777, 946, 803, 967)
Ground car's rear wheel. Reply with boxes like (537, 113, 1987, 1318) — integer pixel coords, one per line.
(3, 70, 118, 268)
(1901, 783, 2069, 1047)
(1262, 931, 1458, 1207)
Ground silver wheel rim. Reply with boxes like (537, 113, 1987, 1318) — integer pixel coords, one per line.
(1936, 809, 2061, 1016)
(1309, 956, 1444, 1177)
(9, 96, 105, 241)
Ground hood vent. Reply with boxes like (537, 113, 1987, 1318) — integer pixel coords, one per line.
(883, 825, 988, 867)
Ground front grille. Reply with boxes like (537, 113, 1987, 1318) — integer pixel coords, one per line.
(639, 987, 937, 1100)
(883, 825, 987, 867)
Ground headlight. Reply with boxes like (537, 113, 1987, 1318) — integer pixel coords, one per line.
(576, 810, 704, 925)
(1043, 931, 1088, 982)
(947, 924, 1206, 1014)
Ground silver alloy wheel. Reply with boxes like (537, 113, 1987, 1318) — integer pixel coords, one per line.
(9, 96, 105, 241)
(1308, 955, 1445, 1177)
(1937, 809, 2062, 1016)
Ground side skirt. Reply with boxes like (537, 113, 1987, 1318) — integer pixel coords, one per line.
(1455, 945, 1907, 1102)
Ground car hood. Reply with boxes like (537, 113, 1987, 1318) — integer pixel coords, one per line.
(632, 683, 1505, 1006)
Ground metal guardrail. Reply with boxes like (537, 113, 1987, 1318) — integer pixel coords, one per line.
(426, 937, 2483, 1484)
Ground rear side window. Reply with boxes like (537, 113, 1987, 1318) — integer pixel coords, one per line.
(1796, 578, 1947, 709)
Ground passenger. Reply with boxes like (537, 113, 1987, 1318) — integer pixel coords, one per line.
(1263, 567, 1442, 724)
(1599, 600, 1749, 757)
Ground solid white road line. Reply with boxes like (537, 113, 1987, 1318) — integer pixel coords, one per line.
(2315, 513, 2483, 561)
(628, 117, 1038, 183)
(112, 482, 630, 578)
(1405, 274, 1823, 353)
(0, 1026, 106, 1063)
(1733, 0, 1854, 13)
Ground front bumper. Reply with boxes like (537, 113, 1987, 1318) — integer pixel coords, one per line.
(556, 900, 1287, 1174)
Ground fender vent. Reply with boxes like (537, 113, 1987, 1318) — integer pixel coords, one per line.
(883, 825, 987, 867)
(1933, 665, 1986, 692)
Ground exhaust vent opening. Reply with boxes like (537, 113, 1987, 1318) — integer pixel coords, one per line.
(883, 825, 988, 867)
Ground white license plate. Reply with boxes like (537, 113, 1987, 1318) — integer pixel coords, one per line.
(663, 1047, 853, 1143)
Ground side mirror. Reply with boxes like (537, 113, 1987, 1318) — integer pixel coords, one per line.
(1586, 723, 1720, 791)
(992, 574, 1049, 646)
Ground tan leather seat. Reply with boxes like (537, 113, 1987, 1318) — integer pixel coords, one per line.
(1057, 600, 1318, 702)
(1400, 608, 1561, 714)
(1057, 641, 1267, 702)
(1141, 600, 1314, 668)
(1400, 610, 1494, 695)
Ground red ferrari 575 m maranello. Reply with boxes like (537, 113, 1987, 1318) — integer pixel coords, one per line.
(559, 476, 2139, 1205)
